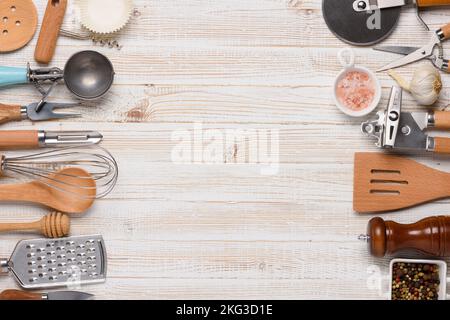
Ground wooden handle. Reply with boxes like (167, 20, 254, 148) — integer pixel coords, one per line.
(0, 130, 39, 149)
(439, 22, 450, 40)
(0, 290, 43, 300)
(417, 0, 450, 7)
(0, 174, 93, 214)
(0, 181, 51, 208)
(0, 212, 70, 238)
(0, 104, 22, 124)
(0, 221, 40, 233)
(434, 137, 450, 154)
(434, 111, 450, 130)
(34, 0, 68, 64)
(367, 216, 450, 257)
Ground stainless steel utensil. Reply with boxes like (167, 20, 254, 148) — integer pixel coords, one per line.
(375, 23, 450, 72)
(0, 235, 106, 289)
(0, 50, 115, 112)
(60, 30, 122, 49)
(0, 130, 103, 149)
(361, 86, 450, 154)
(0, 101, 81, 124)
(0, 289, 94, 300)
(1, 145, 119, 199)
(63, 50, 115, 102)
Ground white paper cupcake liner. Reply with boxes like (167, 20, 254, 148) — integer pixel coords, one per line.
(79, 0, 133, 34)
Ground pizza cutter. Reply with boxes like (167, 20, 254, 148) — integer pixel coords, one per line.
(322, 0, 450, 46)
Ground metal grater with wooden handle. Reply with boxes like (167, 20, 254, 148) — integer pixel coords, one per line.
(0, 235, 106, 289)
(360, 216, 450, 257)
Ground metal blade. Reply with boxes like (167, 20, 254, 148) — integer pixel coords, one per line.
(353, 0, 407, 11)
(374, 45, 420, 56)
(323, 0, 401, 46)
(411, 112, 429, 131)
(42, 131, 103, 147)
(47, 291, 94, 300)
(394, 112, 428, 150)
(377, 0, 407, 8)
(377, 43, 435, 71)
(384, 86, 402, 147)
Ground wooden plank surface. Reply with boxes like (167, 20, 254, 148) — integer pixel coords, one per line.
(0, 0, 450, 299)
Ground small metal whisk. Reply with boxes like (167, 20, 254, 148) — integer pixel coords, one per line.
(0, 146, 118, 199)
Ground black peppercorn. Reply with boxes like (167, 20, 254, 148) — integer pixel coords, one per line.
(392, 262, 440, 301)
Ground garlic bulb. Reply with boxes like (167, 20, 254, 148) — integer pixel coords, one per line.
(388, 66, 442, 106)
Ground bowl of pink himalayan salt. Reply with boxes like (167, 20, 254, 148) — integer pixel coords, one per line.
(334, 48, 381, 117)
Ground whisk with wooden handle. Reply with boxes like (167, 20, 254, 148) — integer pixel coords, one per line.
(0, 212, 70, 238)
(0, 145, 118, 199)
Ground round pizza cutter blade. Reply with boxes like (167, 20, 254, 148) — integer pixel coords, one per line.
(322, 0, 401, 46)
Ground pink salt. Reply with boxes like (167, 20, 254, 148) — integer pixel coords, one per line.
(336, 70, 375, 111)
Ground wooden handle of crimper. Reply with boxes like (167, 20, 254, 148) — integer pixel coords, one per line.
(438, 22, 450, 40)
(0, 130, 39, 149)
(0, 290, 43, 300)
(417, 0, 450, 7)
(34, 0, 68, 64)
(0, 104, 22, 124)
(434, 111, 450, 130)
(434, 137, 450, 154)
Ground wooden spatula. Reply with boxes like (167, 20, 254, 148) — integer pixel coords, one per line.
(354, 153, 450, 213)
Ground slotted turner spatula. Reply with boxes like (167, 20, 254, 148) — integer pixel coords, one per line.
(354, 153, 450, 213)
(0, 235, 106, 289)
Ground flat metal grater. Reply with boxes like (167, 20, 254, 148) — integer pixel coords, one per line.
(0, 235, 106, 289)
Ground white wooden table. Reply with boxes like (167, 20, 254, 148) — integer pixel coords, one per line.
(1, 0, 450, 300)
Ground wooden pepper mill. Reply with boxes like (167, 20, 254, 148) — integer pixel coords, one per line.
(360, 216, 450, 257)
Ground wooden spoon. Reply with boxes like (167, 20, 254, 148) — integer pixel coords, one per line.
(0, 212, 70, 238)
(0, 168, 96, 214)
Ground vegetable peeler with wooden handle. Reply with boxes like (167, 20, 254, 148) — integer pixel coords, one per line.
(362, 86, 450, 154)
(0, 130, 102, 149)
